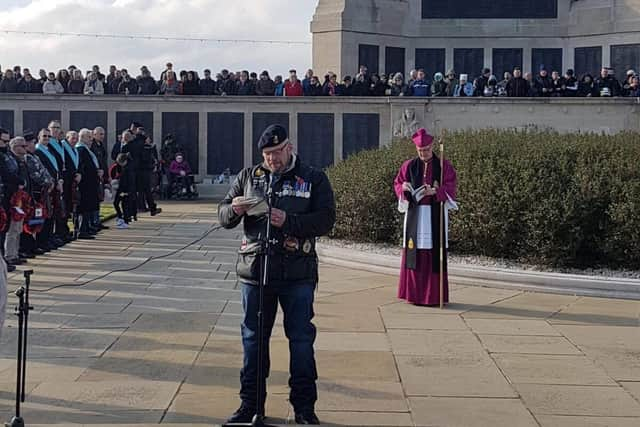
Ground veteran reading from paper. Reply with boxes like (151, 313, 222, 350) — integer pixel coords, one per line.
(218, 124, 336, 425)
(394, 128, 458, 306)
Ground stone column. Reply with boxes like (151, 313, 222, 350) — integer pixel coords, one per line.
(243, 109, 252, 168)
(107, 110, 116, 159)
(523, 47, 533, 74)
(153, 110, 162, 147)
(445, 48, 454, 74)
(334, 113, 343, 163)
(14, 107, 23, 136)
(602, 44, 611, 68)
(198, 110, 208, 181)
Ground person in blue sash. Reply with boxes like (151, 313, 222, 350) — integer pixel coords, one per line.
(75, 129, 101, 240)
(34, 128, 63, 252)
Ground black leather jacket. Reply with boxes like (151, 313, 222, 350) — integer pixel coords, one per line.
(219, 156, 336, 286)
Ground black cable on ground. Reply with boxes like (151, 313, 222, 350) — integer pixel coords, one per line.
(31, 223, 224, 293)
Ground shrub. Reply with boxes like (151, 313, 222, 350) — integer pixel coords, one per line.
(326, 129, 640, 269)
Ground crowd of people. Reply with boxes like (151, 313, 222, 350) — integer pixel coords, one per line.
(1, 62, 638, 97)
(0, 120, 199, 273)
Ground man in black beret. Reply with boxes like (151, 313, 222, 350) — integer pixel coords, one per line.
(219, 124, 336, 425)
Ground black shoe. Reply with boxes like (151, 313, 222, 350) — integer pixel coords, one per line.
(99, 224, 110, 230)
(7, 263, 16, 272)
(77, 233, 95, 240)
(38, 246, 51, 253)
(226, 405, 259, 424)
(295, 410, 320, 425)
(33, 248, 46, 256)
(19, 252, 35, 259)
(150, 208, 162, 216)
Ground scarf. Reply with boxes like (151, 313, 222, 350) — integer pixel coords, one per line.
(75, 142, 99, 169)
(62, 139, 79, 169)
(36, 143, 59, 172)
(404, 156, 446, 273)
(49, 137, 65, 160)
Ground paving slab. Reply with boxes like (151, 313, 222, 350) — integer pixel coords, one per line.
(478, 334, 582, 355)
(409, 396, 538, 427)
(465, 318, 561, 336)
(381, 311, 468, 330)
(535, 415, 640, 427)
(516, 383, 640, 416)
(493, 354, 617, 385)
(396, 355, 517, 398)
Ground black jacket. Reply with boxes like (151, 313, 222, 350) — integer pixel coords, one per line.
(536, 75, 554, 97)
(199, 78, 217, 95)
(17, 78, 41, 94)
(218, 157, 336, 286)
(118, 79, 139, 95)
(307, 84, 324, 96)
(506, 77, 529, 97)
(182, 80, 201, 95)
(0, 78, 18, 93)
(236, 80, 255, 96)
(76, 145, 100, 214)
(0, 148, 21, 210)
(91, 140, 109, 172)
(138, 76, 158, 95)
(594, 76, 621, 97)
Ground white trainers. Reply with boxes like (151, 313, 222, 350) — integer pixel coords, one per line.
(115, 218, 124, 226)
(116, 221, 129, 229)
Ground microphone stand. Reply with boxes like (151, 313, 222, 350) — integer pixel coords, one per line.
(5, 270, 34, 427)
(225, 177, 276, 427)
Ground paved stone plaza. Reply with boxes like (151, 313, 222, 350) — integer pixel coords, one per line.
(1, 201, 639, 426)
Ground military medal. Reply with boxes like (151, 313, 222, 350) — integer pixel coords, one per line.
(302, 240, 312, 254)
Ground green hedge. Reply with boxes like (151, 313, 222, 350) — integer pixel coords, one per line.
(326, 130, 640, 269)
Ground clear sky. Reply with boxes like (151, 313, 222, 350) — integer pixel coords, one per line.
(0, 0, 316, 77)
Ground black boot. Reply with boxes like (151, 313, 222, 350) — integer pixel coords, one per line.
(226, 404, 258, 424)
(295, 410, 320, 425)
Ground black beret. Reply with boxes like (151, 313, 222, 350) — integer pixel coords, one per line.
(258, 125, 288, 151)
(23, 131, 36, 142)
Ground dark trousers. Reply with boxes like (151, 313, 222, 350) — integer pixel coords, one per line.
(137, 172, 156, 211)
(36, 218, 54, 248)
(20, 232, 36, 254)
(240, 282, 318, 412)
(114, 191, 133, 222)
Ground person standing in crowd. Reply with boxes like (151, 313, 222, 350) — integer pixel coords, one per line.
(564, 69, 578, 96)
(536, 66, 553, 97)
(274, 75, 285, 96)
(445, 70, 458, 96)
(454, 74, 474, 96)
(62, 130, 83, 238)
(0, 69, 18, 93)
(0, 128, 18, 272)
(410, 69, 431, 97)
(67, 69, 85, 94)
(182, 71, 201, 95)
(42, 72, 65, 94)
(577, 74, 597, 97)
(34, 128, 63, 252)
(256, 71, 276, 96)
(336, 76, 352, 96)
(369, 74, 386, 96)
(394, 128, 457, 306)
(21, 131, 54, 259)
(118, 69, 138, 95)
(105, 65, 117, 94)
(110, 151, 136, 229)
(47, 122, 71, 243)
(160, 70, 180, 95)
(431, 73, 447, 97)
(75, 129, 100, 240)
(497, 72, 511, 96)
(351, 73, 370, 96)
(595, 67, 621, 97)
(506, 68, 528, 97)
(219, 124, 336, 425)
(84, 71, 104, 95)
(306, 75, 324, 96)
(5, 137, 31, 266)
(323, 73, 339, 96)
(523, 72, 538, 96)
(91, 127, 109, 230)
(626, 74, 640, 96)
(237, 71, 255, 96)
(138, 66, 159, 95)
(302, 69, 314, 95)
(550, 70, 566, 97)
(57, 69, 71, 92)
(473, 68, 491, 96)
(284, 69, 303, 96)
(17, 69, 40, 94)
(199, 69, 216, 95)
(390, 73, 409, 96)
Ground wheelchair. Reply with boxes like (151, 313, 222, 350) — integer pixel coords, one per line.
(168, 174, 198, 200)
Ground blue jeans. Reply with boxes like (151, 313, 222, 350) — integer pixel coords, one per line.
(240, 282, 318, 412)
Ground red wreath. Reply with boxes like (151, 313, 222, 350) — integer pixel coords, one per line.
(0, 206, 7, 232)
(9, 189, 32, 222)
